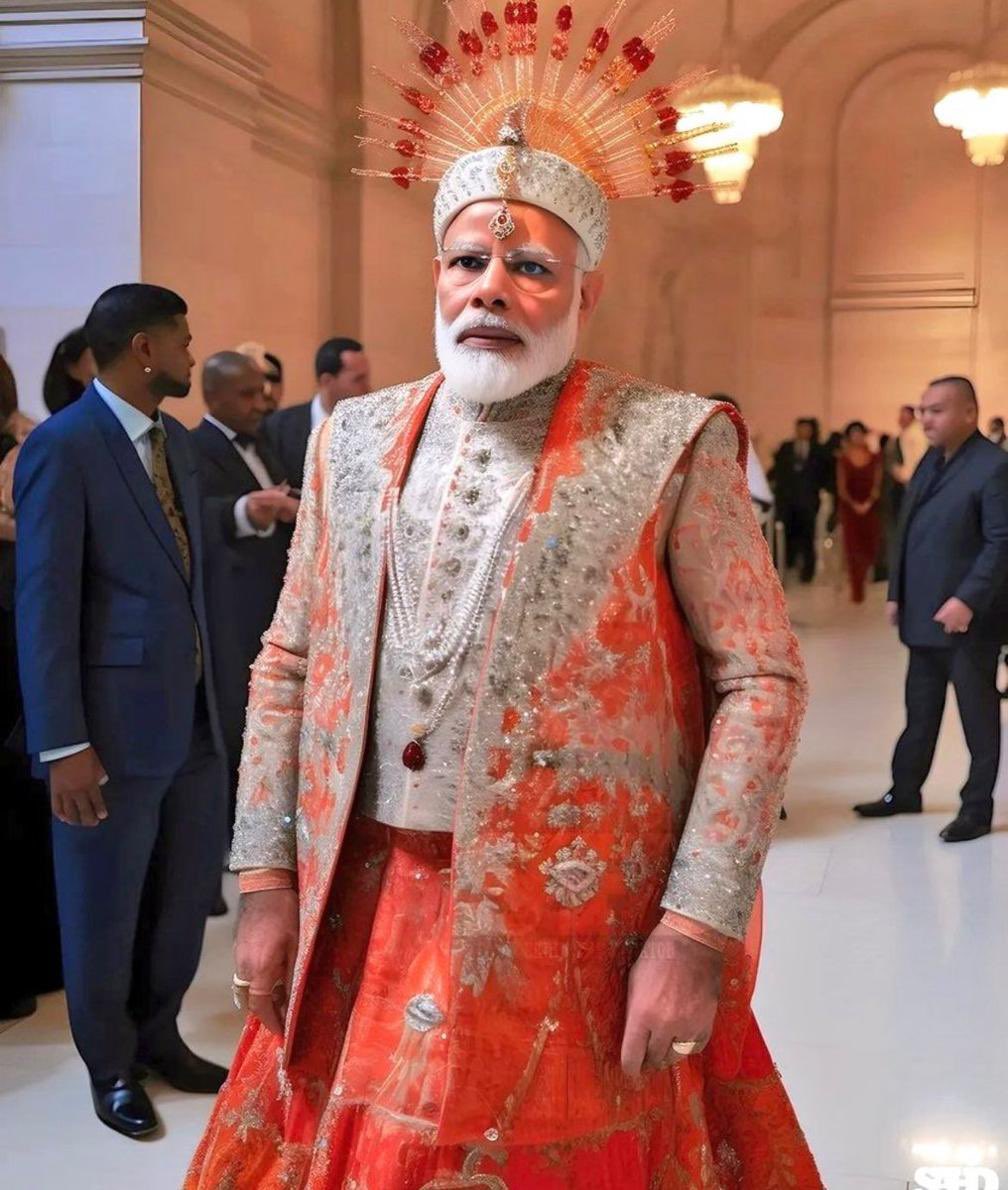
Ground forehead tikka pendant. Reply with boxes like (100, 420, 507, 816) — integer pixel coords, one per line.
(490, 146, 518, 241)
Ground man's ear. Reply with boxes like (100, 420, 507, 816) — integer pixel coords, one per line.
(432, 255, 442, 288)
(579, 271, 605, 322)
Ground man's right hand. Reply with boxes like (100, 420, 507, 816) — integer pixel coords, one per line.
(246, 485, 301, 531)
(886, 600, 899, 628)
(235, 889, 299, 1037)
(49, 746, 108, 826)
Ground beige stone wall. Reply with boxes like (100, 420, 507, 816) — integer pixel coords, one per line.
(141, 0, 355, 425)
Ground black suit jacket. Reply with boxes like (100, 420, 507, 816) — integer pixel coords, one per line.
(889, 431, 1008, 648)
(262, 401, 314, 491)
(190, 420, 292, 763)
(771, 440, 827, 511)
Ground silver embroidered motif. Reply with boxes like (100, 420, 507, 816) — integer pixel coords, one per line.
(539, 837, 607, 908)
(404, 992, 445, 1033)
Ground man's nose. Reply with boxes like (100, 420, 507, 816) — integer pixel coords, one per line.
(470, 257, 511, 310)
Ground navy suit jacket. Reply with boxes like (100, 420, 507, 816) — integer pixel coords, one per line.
(261, 401, 312, 491)
(14, 385, 223, 779)
(189, 420, 291, 762)
(889, 431, 1008, 648)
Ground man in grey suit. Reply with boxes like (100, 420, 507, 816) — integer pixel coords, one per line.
(855, 376, 1008, 841)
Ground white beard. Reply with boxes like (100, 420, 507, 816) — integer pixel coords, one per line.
(434, 299, 580, 405)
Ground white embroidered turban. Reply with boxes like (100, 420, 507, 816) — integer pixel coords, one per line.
(433, 146, 609, 269)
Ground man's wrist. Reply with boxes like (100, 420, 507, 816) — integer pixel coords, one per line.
(659, 911, 730, 954)
(238, 868, 296, 894)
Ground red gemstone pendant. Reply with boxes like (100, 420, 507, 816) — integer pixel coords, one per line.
(402, 740, 426, 771)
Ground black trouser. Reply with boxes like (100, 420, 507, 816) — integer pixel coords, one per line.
(51, 698, 225, 1081)
(782, 504, 818, 582)
(890, 641, 1001, 821)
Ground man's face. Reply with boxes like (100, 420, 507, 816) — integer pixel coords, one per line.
(795, 421, 813, 443)
(919, 383, 976, 449)
(145, 315, 195, 400)
(898, 407, 915, 430)
(320, 350, 371, 404)
(432, 200, 603, 403)
(435, 201, 595, 349)
(208, 362, 269, 437)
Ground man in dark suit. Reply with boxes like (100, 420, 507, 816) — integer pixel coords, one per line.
(771, 417, 826, 583)
(262, 335, 370, 490)
(14, 285, 229, 1138)
(855, 376, 1008, 842)
(191, 352, 299, 795)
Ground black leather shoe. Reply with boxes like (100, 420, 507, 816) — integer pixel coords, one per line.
(939, 816, 992, 843)
(0, 995, 37, 1020)
(91, 1075, 160, 1138)
(853, 793, 923, 818)
(139, 1044, 228, 1094)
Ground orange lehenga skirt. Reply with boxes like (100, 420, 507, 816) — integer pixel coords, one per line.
(186, 816, 822, 1189)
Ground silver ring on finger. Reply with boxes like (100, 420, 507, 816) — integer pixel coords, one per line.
(671, 1039, 704, 1057)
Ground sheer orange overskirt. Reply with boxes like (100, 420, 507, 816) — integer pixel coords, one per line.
(186, 818, 822, 1189)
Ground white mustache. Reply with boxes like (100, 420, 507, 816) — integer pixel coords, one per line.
(450, 311, 527, 346)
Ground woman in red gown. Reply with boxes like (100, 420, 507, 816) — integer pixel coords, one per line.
(837, 421, 883, 603)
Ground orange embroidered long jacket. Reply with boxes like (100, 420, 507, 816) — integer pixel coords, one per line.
(229, 360, 807, 1147)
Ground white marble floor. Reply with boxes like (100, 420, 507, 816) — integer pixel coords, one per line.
(2, 581, 1006, 1190)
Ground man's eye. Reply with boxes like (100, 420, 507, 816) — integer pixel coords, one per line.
(451, 255, 486, 270)
(513, 260, 549, 276)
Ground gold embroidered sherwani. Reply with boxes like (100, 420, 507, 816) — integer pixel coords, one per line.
(189, 359, 820, 1189)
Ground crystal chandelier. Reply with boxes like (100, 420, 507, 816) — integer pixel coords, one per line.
(933, 0, 1008, 166)
(676, 0, 784, 204)
(934, 61, 1008, 166)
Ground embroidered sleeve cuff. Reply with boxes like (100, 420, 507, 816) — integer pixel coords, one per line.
(238, 868, 297, 894)
(660, 911, 730, 953)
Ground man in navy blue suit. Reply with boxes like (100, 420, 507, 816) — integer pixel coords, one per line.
(14, 284, 229, 1138)
(855, 376, 1008, 841)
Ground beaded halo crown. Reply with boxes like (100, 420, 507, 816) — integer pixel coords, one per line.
(354, 2, 731, 268)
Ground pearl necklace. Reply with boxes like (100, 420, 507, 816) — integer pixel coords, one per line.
(384, 471, 533, 770)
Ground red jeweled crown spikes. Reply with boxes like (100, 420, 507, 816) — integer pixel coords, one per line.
(353, 3, 734, 204)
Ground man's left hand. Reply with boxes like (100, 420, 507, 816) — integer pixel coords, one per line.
(620, 921, 724, 1078)
(934, 596, 974, 635)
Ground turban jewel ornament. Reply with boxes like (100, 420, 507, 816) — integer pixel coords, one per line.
(353, 2, 736, 268)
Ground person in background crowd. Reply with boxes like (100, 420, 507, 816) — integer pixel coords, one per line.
(0, 352, 61, 1022)
(836, 421, 882, 604)
(235, 341, 284, 414)
(891, 403, 928, 499)
(42, 327, 96, 415)
(262, 336, 371, 490)
(986, 416, 1006, 447)
(191, 352, 298, 808)
(771, 417, 826, 583)
(14, 284, 229, 1138)
(856, 376, 1008, 842)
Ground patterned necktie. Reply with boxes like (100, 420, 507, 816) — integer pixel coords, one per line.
(149, 422, 191, 581)
(149, 423, 203, 681)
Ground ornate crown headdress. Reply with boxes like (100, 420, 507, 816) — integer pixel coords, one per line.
(354, 2, 733, 268)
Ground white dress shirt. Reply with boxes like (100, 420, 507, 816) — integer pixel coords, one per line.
(310, 393, 329, 432)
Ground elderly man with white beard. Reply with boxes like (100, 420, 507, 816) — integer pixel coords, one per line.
(188, 7, 821, 1188)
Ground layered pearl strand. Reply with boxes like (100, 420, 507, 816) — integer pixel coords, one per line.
(384, 471, 533, 770)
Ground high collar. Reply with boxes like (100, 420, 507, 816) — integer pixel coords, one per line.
(445, 359, 575, 425)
